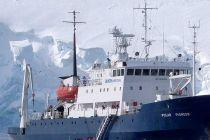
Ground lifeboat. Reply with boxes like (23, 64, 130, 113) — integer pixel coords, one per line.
(56, 86, 78, 102)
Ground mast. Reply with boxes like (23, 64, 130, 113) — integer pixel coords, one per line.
(134, 0, 157, 60)
(63, 11, 85, 85)
(188, 22, 200, 96)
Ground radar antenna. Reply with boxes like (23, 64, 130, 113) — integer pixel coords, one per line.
(134, 0, 157, 60)
(110, 26, 134, 56)
(188, 21, 200, 96)
(63, 11, 85, 85)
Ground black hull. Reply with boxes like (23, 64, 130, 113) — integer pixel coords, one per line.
(8, 95, 210, 140)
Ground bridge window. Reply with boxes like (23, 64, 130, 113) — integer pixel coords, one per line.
(117, 69, 121, 76)
(151, 69, 158, 76)
(127, 69, 134, 75)
(143, 69, 150, 76)
(166, 69, 173, 76)
(135, 69, 142, 75)
(113, 70, 116, 77)
(123, 62, 127, 66)
(159, 69, 165, 76)
(121, 69, 124, 76)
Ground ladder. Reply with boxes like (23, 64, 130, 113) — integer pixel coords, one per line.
(96, 115, 116, 140)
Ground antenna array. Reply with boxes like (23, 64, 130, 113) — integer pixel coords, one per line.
(188, 21, 200, 96)
(134, 0, 157, 60)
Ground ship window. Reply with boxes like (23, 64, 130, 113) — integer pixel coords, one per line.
(151, 69, 158, 76)
(121, 69, 124, 76)
(143, 69, 150, 76)
(127, 69, 134, 75)
(107, 88, 109, 92)
(166, 69, 173, 76)
(114, 87, 116, 91)
(139, 86, 142, 90)
(117, 69, 121, 76)
(174, 69, 180, 75)
(100, 89, 101, 92)
(123, 62, 127, 66)
(91, 89, 93, 93)
(130, 86, 133, 90)
(86, 89, 88, 93)
(113, 70, 117, 77)
(159, 69, 165, 76)
(119, 87, 122, 91)
(135, 69, 142, 75)
(103, 88, 105, 92)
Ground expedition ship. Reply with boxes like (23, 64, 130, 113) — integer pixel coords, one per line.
(8, 3, 210, 140)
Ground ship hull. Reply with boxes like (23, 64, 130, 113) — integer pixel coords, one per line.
(8, 95, 210, 140)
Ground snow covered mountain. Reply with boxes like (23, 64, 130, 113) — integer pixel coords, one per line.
(1, 0, 210, 138)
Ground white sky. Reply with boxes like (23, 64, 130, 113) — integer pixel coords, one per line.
(0, 0, 210, 62)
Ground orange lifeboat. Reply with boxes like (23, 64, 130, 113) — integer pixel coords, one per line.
(56, 86, 78, 102)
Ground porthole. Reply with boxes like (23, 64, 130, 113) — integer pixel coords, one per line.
(130, 86, 133, 90)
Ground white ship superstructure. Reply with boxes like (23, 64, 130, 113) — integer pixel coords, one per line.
(41, 26, 193, 120)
